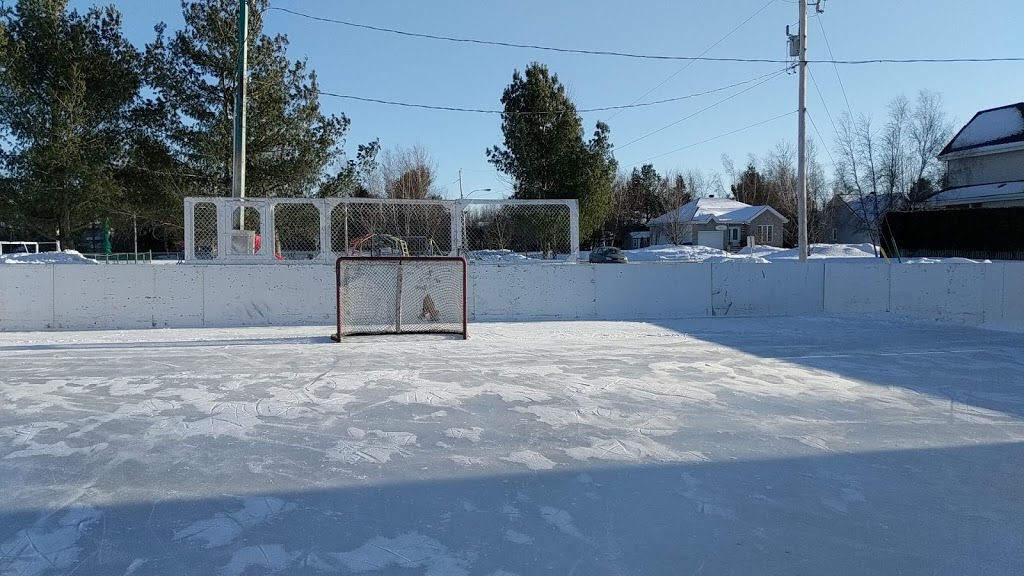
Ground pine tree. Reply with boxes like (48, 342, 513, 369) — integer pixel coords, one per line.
(145, 0, 357, 199)
(0, 0, 142, 248)
(487, 63, 617, 238)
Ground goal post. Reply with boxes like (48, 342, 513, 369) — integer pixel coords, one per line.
(332, 256, 468, 340)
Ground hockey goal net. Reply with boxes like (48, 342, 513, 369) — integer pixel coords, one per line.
(332, 256, 468, 340)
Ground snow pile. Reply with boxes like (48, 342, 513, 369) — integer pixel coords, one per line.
(468, 249, 530, 262)
(624, 244, 732, 263)
(0, 250, 97, 265)
(739, 243, 878, 261)
(949, 105, 1024, 150)
(623, 243, 875, 264)
(903, 257, 992, 264)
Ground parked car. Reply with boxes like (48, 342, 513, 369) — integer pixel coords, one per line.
(589, 246, 628, 263)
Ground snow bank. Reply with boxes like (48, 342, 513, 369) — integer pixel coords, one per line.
(904, 257, 993, 264)
(0, 250, 97, 265)
(623, 243, 873, 264)
(738, 243, 877, 261)
(468, 250, 530, 262)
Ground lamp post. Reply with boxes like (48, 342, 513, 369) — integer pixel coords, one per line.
(463, 188, 492, 200)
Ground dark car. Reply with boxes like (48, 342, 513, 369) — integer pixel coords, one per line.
(589, 246, 628, 263)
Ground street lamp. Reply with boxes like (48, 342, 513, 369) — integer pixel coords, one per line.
(463, 188, 492, 199)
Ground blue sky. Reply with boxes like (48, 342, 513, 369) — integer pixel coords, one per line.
(75, 0, 1023, 198)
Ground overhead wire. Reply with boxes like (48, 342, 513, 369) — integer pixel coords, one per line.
(616, 68, 789, 151)
(817, 16, 854, 116)
(318, 70, 783, 115)
(606, 0, 778, 121)
(626, 110, 797, 167)
(267, 7, 1024, 65)
(806, 111, 838, 167)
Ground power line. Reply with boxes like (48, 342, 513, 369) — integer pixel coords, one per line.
(627, 110, 797, 167)
(817, 16, 854, 116)
(318, 70, 782, 115)
(806, 111, 838, 167)
(267, 8, 1024, 65)
(607, 0, 778, 121)
(616, 69, 788, 151)
(807, 67, 840, 136)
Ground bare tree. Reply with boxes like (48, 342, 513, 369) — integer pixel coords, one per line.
(833, 91, 953, 242)
(374, 144, 442, 199)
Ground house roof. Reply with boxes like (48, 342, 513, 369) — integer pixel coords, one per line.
(628, 231, 651, 238)
(939, 103, 1024, 158)
(922, 181, 1024, 207)
(834, 194, 899, 223)
(648, 197, 789, 226)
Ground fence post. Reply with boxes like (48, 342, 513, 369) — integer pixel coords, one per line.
(318, 199, 330, 263)
(451, 200, 464, 257)
(568, 200, 581, 262)
(183, 198, 195, 261)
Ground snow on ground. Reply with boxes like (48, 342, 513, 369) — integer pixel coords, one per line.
(1, 318, 1023, 575)
(0, 250, 97, 265)
(904, 257, 993, 264)
(619, 243, 876, 263)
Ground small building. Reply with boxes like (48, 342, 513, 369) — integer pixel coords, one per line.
(627, 231, 650, 250)
(648, 197, 788, 250)
(927, 102, 1024, 209)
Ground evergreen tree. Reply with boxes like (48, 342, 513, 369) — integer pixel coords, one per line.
(145, 0, 360, 200)
(487, 63, 617, 237)
(0, 0, 142, 248)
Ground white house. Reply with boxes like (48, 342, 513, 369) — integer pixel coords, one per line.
(926, 103, 1024, 209)
(648, 197, 789, 250)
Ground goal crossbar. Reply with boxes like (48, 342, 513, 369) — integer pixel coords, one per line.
(332, 256, 468, 341)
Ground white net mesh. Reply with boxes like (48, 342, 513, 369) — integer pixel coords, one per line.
(335, 257, 467, 338)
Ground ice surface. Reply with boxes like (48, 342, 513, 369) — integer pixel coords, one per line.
(1, 318, 1023, 575)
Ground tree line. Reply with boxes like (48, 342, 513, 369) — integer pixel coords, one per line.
(0, 0, 955, 251)
(0, 0, 443, 250)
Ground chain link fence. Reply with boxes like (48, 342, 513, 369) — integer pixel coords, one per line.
(184, 197, 579, 263)
(460, 201, 573, 262)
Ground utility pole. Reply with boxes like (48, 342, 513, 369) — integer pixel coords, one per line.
(796, 0, 809, 261)
(458, 169, 464, 200)
(231, 0, 248, 212)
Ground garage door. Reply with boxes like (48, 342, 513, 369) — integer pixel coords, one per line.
(696, 230, 725, 250)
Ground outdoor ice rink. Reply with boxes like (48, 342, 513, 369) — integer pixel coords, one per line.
(2, 317, 1023, 575)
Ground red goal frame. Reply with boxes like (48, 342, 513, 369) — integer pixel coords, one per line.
(332, 256, 468, 341)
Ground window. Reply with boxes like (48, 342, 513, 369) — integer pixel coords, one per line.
(756, 225, 774, 243)
(832, 228, 838, 241)
(730, 227, 740, 242)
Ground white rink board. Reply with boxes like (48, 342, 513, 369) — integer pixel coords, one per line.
(824, 262, 891, 315)
(712, 262, 825, 317)
(1, 261, 1023, 331)
(593, 263, 711, 320)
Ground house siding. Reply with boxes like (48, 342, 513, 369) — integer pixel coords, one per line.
(748, 211, 786, 247)
(946, 149, 1024, 188)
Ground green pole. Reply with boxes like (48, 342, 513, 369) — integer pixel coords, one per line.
(231, 0, 248, 211)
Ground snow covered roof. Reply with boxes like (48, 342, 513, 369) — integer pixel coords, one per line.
(923, 181, 1024, 207)
(648, 197, 788, 226)
(628, 231, 650, 238)
(835, 194, 900, 223)
(939, 103, 1024, 158)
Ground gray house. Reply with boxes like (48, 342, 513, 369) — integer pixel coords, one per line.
(824, 193, 898, 245)
(648, 197, 788, 250)
(925, 102, 1024, 209)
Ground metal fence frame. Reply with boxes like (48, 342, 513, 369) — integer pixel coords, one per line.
(183, 197, 580, 264)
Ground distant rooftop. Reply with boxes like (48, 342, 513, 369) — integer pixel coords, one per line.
(923, 181, 1024, 207)
(939, 103, 1024, 157)
(649, 197, 788, 226)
